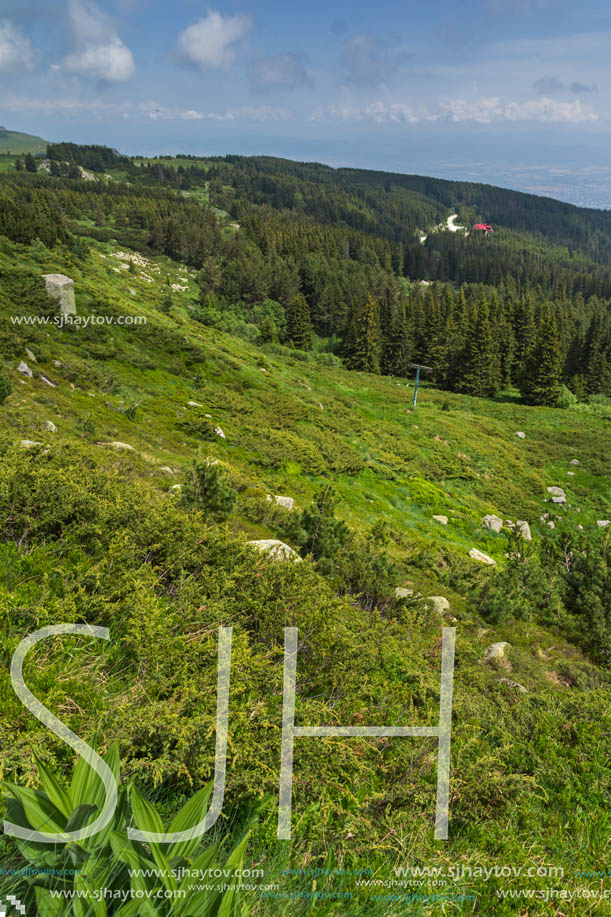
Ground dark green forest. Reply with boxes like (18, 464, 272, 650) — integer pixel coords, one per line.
(3, 144, 611, 405)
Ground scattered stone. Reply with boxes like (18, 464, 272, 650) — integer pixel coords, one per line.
(567, 471, 575, 476)
(570, 459, 579, 465)
(215, 427, 226, 439)
(52, 359, 62, 368)
(247, 539, 301, 561)
(485, 642, 511, 661)
(515, 431, 526, 439)
(159, 466, 175, 475)
(515, 520, 532, 541)
(43, 421, 57, 433)
(499, 678, 527, 694)
(274, 495, 295, 511)
(482, 514, 503, 533)
(170, 484, 182, 493)
(97, 441, 136, 452)
(205, 413, 212, 418)
(40, 375, 56, 387)
(187, 400, 202, 407)
(547, 486, 566, 503)
(597, 520, 610, 528)
(469, 548, 497, 566)
(432, 514, 448, 525)
(395, 587, 415, 599)
(25, 347, 37, 363)
(577, 525, 584, 530)
(427, 596, 450, 614)
(547, 521, 555, 529)
(17, 361, 33, 377)
(20, 440, 42, 448)
(319, 403, 324, 410)
(42, 273, 76, 316)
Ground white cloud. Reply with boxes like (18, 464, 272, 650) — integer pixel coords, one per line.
(0, 19, 35, 71)
(176, 10, 251, 70)
(142, 101, 292, 122)
(312, 96, 598, 125)
(62, 0, 135, 83)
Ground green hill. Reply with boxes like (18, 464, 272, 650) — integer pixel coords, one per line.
(0, 144, 610, 915)
(0, 126, 47, 154)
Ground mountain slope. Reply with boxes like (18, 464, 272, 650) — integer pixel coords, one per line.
(0, 127, 47, 153)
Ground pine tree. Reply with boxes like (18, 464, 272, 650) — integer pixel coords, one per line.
(455, 302, 500, 397)
(287, 293, 313, 350)
(344, 294, 381, 373)
(521, 308, 563, 406)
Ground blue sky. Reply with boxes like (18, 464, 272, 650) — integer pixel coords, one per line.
(2, 0, 611, 202)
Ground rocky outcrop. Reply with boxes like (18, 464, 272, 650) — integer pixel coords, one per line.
(42, 274, 76, 316)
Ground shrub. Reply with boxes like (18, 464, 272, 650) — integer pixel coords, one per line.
(0, 371, 11, 404)
(557, 384, 577, 409)
(182, 458, 237, 518)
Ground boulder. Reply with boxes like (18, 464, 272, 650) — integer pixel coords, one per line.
(499, 678, 527, 694)
(25, 347, 37, 363)
(432, 514, 448, 525)
(97, 441, 136, 452)
(247, 539, 301, 561)
(485, 642, 511, 661)
(42, 273, 76, 316)
(597, 520, 610, 528)
(43, 421, 57, 433)
(482, 514, 503, 533)
(515, 431, 526, 439)
(515, 520, 532, 541)
(547, 486, 566, 503)
(570, 459, 579, 465)
(551, 496, 566, 505)
(274, 495, 294, 511)
(427, 596, 450, 614)
(17, 361, 33, 377)
(469, 548, 497, 566)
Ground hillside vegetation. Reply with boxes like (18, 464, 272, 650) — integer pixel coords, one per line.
(0, 145, 610, 915)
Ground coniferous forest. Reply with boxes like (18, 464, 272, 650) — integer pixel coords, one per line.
(2, 145, 611, 405)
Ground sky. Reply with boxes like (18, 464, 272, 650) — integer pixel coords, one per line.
(1, 0, 611, 205)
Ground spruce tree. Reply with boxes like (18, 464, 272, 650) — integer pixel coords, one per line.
(287, 293, 314, 350)
(455, 302, 500, 397)
(521, 309, 563, 406)
(344, 294, 381, 373)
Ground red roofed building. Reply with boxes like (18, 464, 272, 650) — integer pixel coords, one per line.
(474, 223, 494, 232)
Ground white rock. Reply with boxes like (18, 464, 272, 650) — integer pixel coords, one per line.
(482, 514, 503, 533)
(275, 495, 294, 510)
(188, 400, 202, 407)
(567, 471, 575, 476)
(25, 347, 37, 363)
(42, 273, 76, 316)
(43, 421, 57, 433)
(485, 642, 511, 661)
(469, 548, 497, 566)
(427, 596, 450, 614)
(577, 525, 584, 530)
(97, 441, 136, 452)
(17, 361, 33, 377)
(547, 521, 555, 529)
(547, 486, 566, 502)
(20, 440, 42, 448)
(515, 431, 526, 439)
(395, 587, 415, 599)
(570, 459, 579, 465)
(159, 466, 175, 475)
(205, 413, 212, 418)
(597, 520, 610, 528)
(215, 427, 226, 439)
(515, 521, 532, 541)
(40, 375, 56, 387)
(170, 484, 182, 493)
(499, 678, 527, 693)
(432, 515, 448, 525)
(551, 496, 566, 505)
(52, 359, 62, 368)
(247, 539, 301, 561)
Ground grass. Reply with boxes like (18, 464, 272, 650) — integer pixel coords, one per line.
(0, 235, 610, 915)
